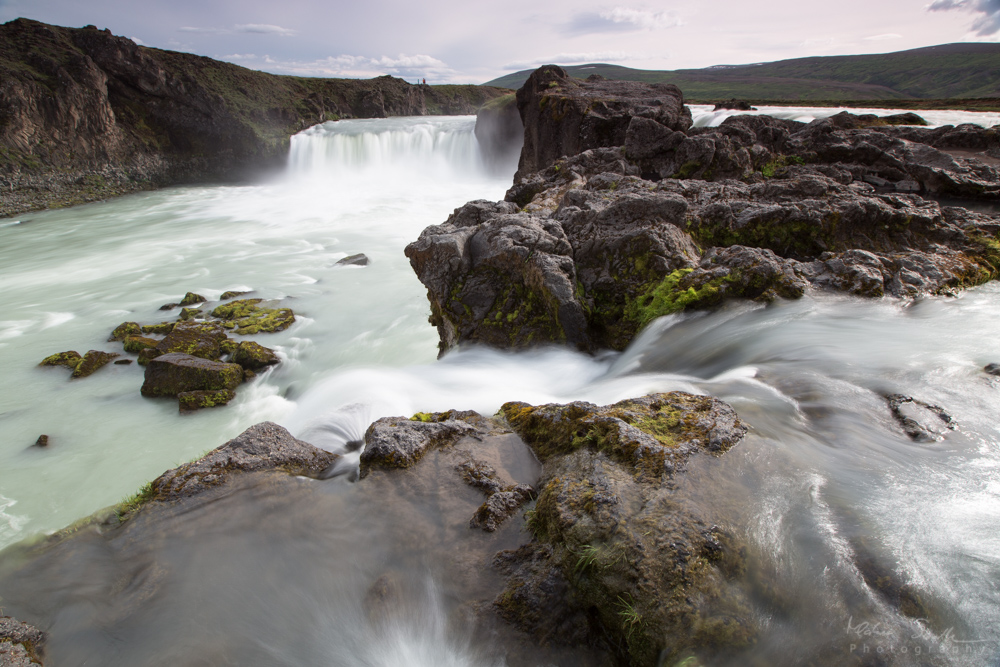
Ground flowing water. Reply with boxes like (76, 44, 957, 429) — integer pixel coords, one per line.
(1, 109, 999, 665)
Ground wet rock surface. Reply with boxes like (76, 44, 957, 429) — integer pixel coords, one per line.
(335, 253, 369, 267)
(408, 70, 1000, 354)
(141, 353, 244, 399)
(147, 422, 339, 502)
(885, 393, 956, 441)
(0, 616, 45, 666)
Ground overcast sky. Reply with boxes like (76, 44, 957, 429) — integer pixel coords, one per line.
(2, 0, 998, 84)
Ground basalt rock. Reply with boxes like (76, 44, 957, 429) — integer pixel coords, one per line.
(0, 616, 46, 666)
(409, 165, 999, 352)
(38, 350, 82, 370)
(153, 320, 229, 360)
(122, 335, 158, 354)
(108, 321, 142, 341)
(335, 253, 369, 267)
(210, 299, 295, 335)
(178, 292, 206, 306)
(360, 411, 491, 475)
(147, 421, 339, 502)
(177, 388, 236, 412)
(140, 352, 243, 399)
(71, 349, 119, 378)
(514, 65, 690, 180)
(230, 340, 280, 370)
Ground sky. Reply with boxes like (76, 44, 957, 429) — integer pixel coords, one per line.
(1, 0, 999, 84)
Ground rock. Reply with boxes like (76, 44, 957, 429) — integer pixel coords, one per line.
(457, 458, 536, 532)
(359, 411, 487, 476)
(0, 616, 46, 667)
(33, 435, 48, 448)
(38, 350, 82, 370)
(209, 299, 295, 335)
(107, 321, 141, 341)
(159, 303, 179, 311)
(985, 362, 1000, 376)
(137, 348, 162, 366)
(713, 99, 756, 111)
(178, 307, 202, 320)
(178, 292, 206, 306)
(113, 359, 132, 365)
(220, 290, 251, 300)
(146, 422, 339, 501)
(230, 341, 280, 370)
(140, 353, 243, 398)
(514, 65, 690, 179)
(885, 393, 956, 441)
(141, 322, 175, 335)
(178, 389, 236, 412)
(71, 350, 119, 378)
(154, 321, 228, 360)
(122, 335, 158, 353)
(494, 393, 752, 665)
(335, 253, 369, 266)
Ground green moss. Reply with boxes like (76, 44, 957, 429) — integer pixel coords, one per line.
(178, 388, 236, 411)
(114, 481, 156, 523)
(39, 350, 82, 370)
(760, 154, 804, 178)
(141, 322, 176, 335)
(108, 321, 142, 341)
(179, 307, 202, 320)
(410, 412, 433, 422)
(211, 298, 295, 335)
(123, 336, 158, 353)
(179, 292, 206, 306)
(624, 269, 730, 330)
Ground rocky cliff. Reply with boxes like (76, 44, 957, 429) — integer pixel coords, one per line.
(0, 18, 508, 217)
(407, 65, 1000, 354)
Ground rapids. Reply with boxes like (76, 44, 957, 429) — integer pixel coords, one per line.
(0, 109, 999, 665)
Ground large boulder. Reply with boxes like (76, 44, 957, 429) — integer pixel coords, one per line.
(140, 353, 243, 398)
(514, 65, 690, 180)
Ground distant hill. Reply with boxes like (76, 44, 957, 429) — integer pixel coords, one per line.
(484, 44, 1000, 100)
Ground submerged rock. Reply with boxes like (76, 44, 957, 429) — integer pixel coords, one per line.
(122, 335, 158, 354)
(335, 253, 369, 266)
(33, 435, 49, 448)
(985, 362, 1000, 376)
(0, 616, 46, 667)
(885, 393, 956, 441)
(140, 353, 243, 399)
(71, 350, 119, 378)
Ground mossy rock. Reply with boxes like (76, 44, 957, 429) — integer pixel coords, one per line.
(39, 350, 82, 370)
(155, 321, 228, 360)
(137, 348, 163, 366)
(178, 307, 202, 321)
(231, 341, 280, 370)
(108, 321, 142, 342)
(178, 388, 236, 411)
(123, 336, 159, 354)
(178, 292, 207, 306)
(140, 353, 243, 397)
(220, 290, 251, 300)
(210, 299, 295, 335)
(71, 350, 120, 378)
(141, 322, 176, 335)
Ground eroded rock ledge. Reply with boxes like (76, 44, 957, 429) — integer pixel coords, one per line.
(407, 65, 1000, 354)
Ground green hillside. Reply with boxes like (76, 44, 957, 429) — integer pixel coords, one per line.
(484, 44, 1000, 100)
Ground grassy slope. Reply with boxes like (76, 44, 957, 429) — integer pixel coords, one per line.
(484, 44, 1000, 101)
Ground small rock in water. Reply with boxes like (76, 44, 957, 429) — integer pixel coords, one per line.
(220, 290, 251, 300)
(336, 253, 369, 266)
(39, 350, 82, 370)
(985, 363, 1000, 376)
(885, 393, 955, 441)
(179, 292, 207, 306)
(33, 435, 49, 448)
(231, 341, 280, 370)
(71, 350, 119, 379)
(114, 359, 133, 365)
(178, 307, 202, 321)
(159, 303, 179, 311)
(108, 321, 142, 341)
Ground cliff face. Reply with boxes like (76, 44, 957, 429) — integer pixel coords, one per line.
(0, 18, 508, 217)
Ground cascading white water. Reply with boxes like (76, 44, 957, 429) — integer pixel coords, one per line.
(1, 108, 999, 666)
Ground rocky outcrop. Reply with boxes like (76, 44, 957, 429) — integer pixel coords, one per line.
(140, 353, 244, 399)
(0, 616, 46, 666)
(514, 65, 690, 180)
(407, 69, 1000, 354)
(0, 18, 509, 217)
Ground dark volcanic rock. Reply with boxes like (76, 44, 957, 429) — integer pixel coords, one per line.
(210, 299, 295, 335)
(178, 292, 206, 306)
(108, 321, 141, 341)
(0, 616, 46, 666)
(985, 362, 1000, 376)
(154, 320, 228, 359)
(220, 290, 251, 300)
(360, 411, 489, 475)
(122, 335, 158, 353)
(147, 421, 339, 501)
(71, 349, 119, 378)
(230, 341, 280, 370)
(514, 65, 690, 179)
(714, 99, 756, 111)
(335, 253, 369, 267)
(33, 435, 48, 448)
(140, 353, 243, 398)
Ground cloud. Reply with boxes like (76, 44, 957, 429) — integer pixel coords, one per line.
(235, 24, 296, 36)
(567, 6, 682, 34)
(864, 33, 903, 40)
(927, 0, 1000, 35)
(503, 51, 650, 70)
(178, 24, 296, 37)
